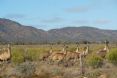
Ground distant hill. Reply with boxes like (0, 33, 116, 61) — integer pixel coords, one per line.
(0, 18, 49, 44)
(0, 18, 117, 44)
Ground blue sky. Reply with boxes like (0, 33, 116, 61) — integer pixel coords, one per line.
(0, 0, 117, 30)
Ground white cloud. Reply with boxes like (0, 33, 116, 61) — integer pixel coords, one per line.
(65, 6, 89, 13)
(73, 20, 89, 24)
(95, 19, 111, 24)
(41, 17, 64, 23)
(4, 14, 26, 19)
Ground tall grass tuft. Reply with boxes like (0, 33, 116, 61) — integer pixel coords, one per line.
(106, 48, 117, 65)
(11, 48, 25, 64)
(86, 54, 103, 68)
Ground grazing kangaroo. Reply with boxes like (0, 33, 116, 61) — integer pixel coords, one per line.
(0, 44, 11, 62)
(65, 45, 80, 63)
(97, 40, 109, 58)
(49, 45, 67, 65)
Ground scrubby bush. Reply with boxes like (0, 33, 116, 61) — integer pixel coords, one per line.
(85, 70, 101, 78)
(11, 48, 25, 64)
(12, 47, 50, 63)
(26, 48, 43, 61)
(12, 62, 36, 78)
(86, 54, 103, 68)
(106, 48, 117, 65)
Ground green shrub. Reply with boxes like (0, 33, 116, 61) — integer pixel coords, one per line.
(86, 54, 103, 68)
(106, 48, 117, 65)
(26, 48, 43, 61)
(11, 48, 25, 64)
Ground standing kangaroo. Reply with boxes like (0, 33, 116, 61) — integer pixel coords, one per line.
(97, 40, 109, 58)
(0, 44, 11, 62)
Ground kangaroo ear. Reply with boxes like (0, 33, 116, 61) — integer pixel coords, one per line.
(49, 47, 53, 53)
(8, 44, 10, 48)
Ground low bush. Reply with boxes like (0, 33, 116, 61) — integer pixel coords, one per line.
(11, 48, 24, 64)
(25, 48, 45, 61)
(12, 62, 36, 78)
(86, 54, 103, 68)
(85, 70, 101, 78)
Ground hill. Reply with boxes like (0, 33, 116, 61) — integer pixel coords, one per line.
(0, 18, 117, 44)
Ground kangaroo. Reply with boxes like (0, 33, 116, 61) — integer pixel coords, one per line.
(49, 45, 68, 65)
(0, 44, 11, 62)
(65, 44, 80, 63)
(97, 40, 109, 58)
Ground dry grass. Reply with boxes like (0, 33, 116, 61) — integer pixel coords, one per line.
(0, 44, 117, 78)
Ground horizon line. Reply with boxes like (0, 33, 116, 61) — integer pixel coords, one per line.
(0, 18, 116, 31)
